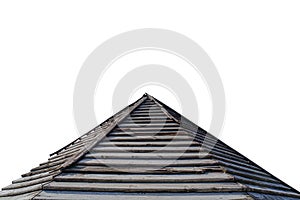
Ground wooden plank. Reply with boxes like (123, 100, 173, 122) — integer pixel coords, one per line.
(3, 176, 53, 190)
(99, 141, 199, 147)
(13, 172, 55, 184)
(247, 185, 300, 198)
(117, 123, 180, 127)
(125, 116, 171, 120)
(130, 110, 164, 113)
(22, 166, 58, 177)
(0, 191, 41, 199)
(34, 191, 253, 200)
(108, 130, 187, 136)
(44, 155, 71, 165)
(233, 175, 291, 191)
(48, 151, 77, 163)
(95, 142, 248, 169)
(139, 102, 160, 105)
(212, 154, 260, 171)
(58, 142, 89, 153)
(95, 145, 245, 162)
(129, 113, 167, 117)
(131, 112, 165, 115)
(120, 121, 175, 125)
(224, 168, 280, 184)
(210, 152, 255, 167)
(135, 107, 162, 110)
(204, 145, 244, 159)
(119, 121, 175, 126)
(74, 134, 97, 144)
(64, 166, 219, 174)
(218, 161, 271, 177)
(77, 158, 218, 167)
(92, 146, 204, 153)
(54, 172, 234, 183)
(138, 105, 161, 108)
(52, 147, 85, 159)
(105, 135, 192, 141)
(31, 160, 64, 171)
(193, 142, 245, 159)
(44, 182, 246, 193)
(132, 108, 162, 112)
(85, 152, 211, 160)
(47, 153, 73, 163)
(0, 184, 42, 197)
(116, 128, 186, 132)
(107, 134, 190, 139)
(142, 102, 156, 104)
(122, 118, 174, 122)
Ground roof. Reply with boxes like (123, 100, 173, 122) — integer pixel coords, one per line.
(0, 94, 299, 200)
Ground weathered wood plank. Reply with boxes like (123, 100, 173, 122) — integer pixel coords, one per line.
(136, 106, 161, 109)
(132, 108, 164, 112)
(23, 166, 59, 177)
(108, 130, 186, 136)
(32, 159, 65, 171)
(44, 182, 246, 193)
(224, 168, 280, 184)
(129, 113, 167, 117)
(54, 172, 234, 183)
(247, 185, 300, 198)
(34, 191, 254, 200)
(99, 141, 199, 147)
(92, 146, 204, 153)
(116, 127, 181, 131)
(0, 184, 42, 197)
(0, 191, 41, 199)
(13, 172, 56, 184)
(48, 151, 77, 163)
(95, 145, 244, 163)
(120, 119, 176, 123)
(50, 147, 84, 160)
(85, 152, 211, 160)
(125, 116, 171, 120)
(3, 175, 53, 190)
(117, 123, 180, 127)
(233, 175, 291, 190)
(211, 154, 260, 171)
(105, 135, 192, 141)
(218, 161, 271, 177)
(63, 166, 220, 174)
(138, 105, 161, 108)
(77, 158, 218, 167)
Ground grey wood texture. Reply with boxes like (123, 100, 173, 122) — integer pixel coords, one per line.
(1, 94, 299, 200)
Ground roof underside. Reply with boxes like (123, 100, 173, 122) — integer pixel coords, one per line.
(0, 94, 299, 200)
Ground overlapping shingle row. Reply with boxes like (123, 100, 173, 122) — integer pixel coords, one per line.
(1, 94, 299, 199)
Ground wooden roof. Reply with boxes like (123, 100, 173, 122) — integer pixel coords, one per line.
(1, 94, 299, 200)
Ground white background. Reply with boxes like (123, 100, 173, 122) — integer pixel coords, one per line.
(0, 0, 300, 192)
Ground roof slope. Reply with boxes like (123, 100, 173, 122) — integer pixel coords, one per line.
(0, 94, 299, 200)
